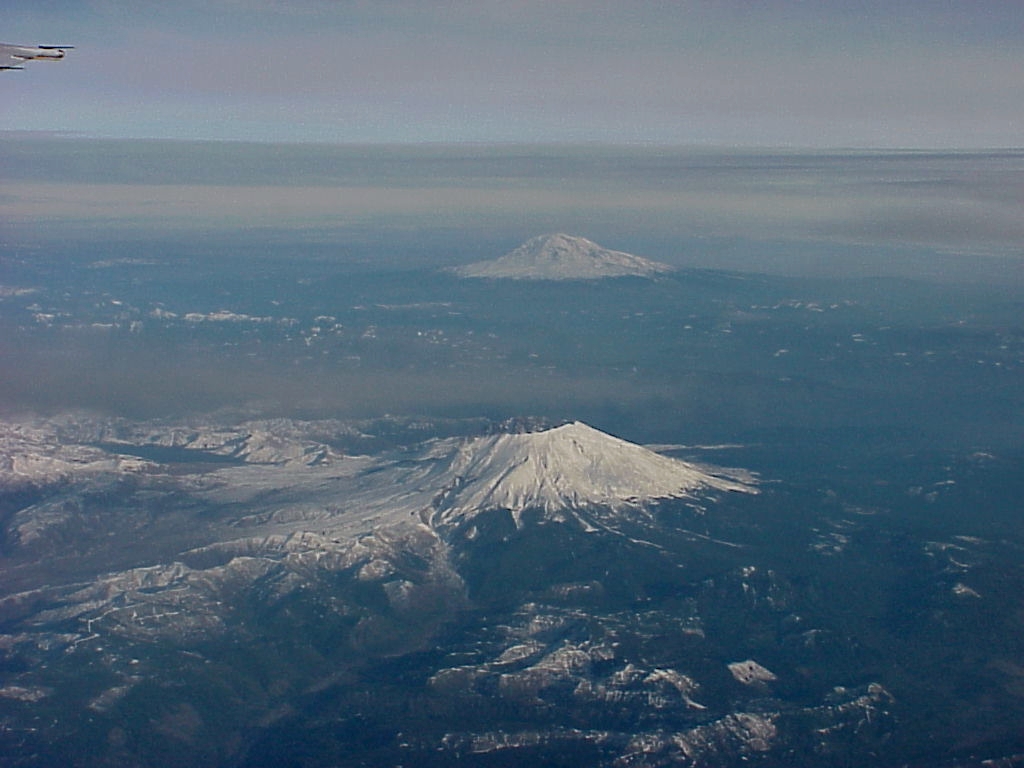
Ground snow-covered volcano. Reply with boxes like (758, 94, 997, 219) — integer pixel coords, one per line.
(451, 234, 675, 280)
(407, 421, 755, 531)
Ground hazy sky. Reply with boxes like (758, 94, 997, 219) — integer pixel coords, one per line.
(2, 1, 1022, 147)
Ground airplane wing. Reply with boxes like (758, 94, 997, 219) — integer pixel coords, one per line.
(0, 44, 72, 70)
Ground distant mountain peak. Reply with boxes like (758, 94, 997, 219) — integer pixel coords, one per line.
(419, 421, 754, 531)
(451, 234, 675, 280)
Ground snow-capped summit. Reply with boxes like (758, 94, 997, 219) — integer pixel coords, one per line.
(451, 234, 675, 280)
(415, 421, 754, 530)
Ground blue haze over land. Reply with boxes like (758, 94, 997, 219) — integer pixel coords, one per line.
(1, 139, 1022, 433)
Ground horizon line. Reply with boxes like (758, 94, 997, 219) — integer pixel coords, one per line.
(2, 130, 1022, 154)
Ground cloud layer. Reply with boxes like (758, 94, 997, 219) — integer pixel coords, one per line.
(3, 1, 1023, 146)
